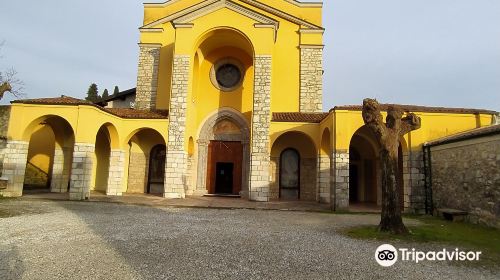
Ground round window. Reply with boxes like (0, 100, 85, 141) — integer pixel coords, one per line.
(210, 58, 244, 92)
(216, 64, 241, 89)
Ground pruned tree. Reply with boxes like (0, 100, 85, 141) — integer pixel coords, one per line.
(85, 83, 100, 102)
(113, 86, 119, 96)
(0, 41, 24, 100)
(102, 89, 109, 99)
(362, 98, 421, 234)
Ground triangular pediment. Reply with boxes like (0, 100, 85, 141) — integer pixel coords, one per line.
(141, 0, 321, 30)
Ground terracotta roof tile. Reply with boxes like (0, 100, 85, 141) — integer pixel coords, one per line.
(272, 112, 329, 123)
(11, 96, 92, 105)
(11, 95, 168, 119)
(425, 124, 500, 146)
(104, 108, 168, 119)
(333, 104, 497, 115)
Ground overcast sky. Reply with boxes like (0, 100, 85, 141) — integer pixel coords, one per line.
(1, 0, 499, 110)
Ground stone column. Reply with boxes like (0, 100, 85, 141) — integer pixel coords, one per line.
(332, 150, 349, 210)
(300, 46, 323, 113)
(0, 140, 29, 197)
(106, 149, 125, 196)
(135, 43, 161, 111)
(318, 154, 331, 203)
(164, 54, 190, 199)
(249, 55, 272, 202)
(69, 143, 95, 201)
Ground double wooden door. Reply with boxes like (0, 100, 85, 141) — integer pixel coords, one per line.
(207, 141, 243, 195)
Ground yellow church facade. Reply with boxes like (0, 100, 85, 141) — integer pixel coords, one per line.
(0, 0, 497, 212)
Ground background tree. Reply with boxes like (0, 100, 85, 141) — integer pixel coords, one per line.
(113, 86, 119, 96)
(85, 83, 99, 102)
(102, 88, 109, 99)
(0, 41, 24, 100)
(362, 98, 421, 234)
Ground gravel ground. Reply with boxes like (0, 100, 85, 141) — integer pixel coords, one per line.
(0, 199, 498, 280)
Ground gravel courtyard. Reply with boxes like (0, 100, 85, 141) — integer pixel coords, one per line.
(0, 199, 498, 280)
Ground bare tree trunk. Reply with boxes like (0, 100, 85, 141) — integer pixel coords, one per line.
(362, 98, 421, 235)
(379, 148, 408, 234)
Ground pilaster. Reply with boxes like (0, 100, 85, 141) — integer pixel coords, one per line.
(107, 149, 126, 196)
(135, 43, 161, 110)
(69, 143, 95, 201)
(249, 55, 272, 202)
(300, 46, 323, 113)
(0, 140, 29, 197)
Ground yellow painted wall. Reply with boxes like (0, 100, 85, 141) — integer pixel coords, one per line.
(26, 124, 55, 178)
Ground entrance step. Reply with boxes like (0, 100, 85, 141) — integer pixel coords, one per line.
(204, 194, 241, 198)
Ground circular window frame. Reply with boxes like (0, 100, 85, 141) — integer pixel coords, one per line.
(210, 58, 245, 92)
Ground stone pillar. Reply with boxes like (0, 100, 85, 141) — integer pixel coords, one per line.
(332, 150, 349, 210)
(0, 140, 29, 197)
(106, 149, 125, 196)
(195, 140, 209, 195)
(50, 146, 72, 193)
(249, 55, 272, 202)
(318, 154, 331, 203)
(300, 46, 323, 113)
(135, 43, 161, 111)
(69, 143, 95, 201)
(408, 150, 426, 213)
(164, 54, 190, 199)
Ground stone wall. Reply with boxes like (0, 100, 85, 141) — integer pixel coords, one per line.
(0, 106, 11, 177)
(69, 143, 94, 200)
(127, 152, 149, 193)
(135, 44, 161, 110)
(300, 47, 323, 113)
(249, 55, 272, 201)
(333, 150, 349, 210)
(0, 140, 29, 197)
(164, 54, 190, 198)
(430, 135, 500, 228)
(269, 156, 317, 201)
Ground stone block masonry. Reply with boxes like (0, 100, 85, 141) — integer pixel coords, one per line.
(318, 154, 331, 203)
(107, 150, 125, 196)
(50, 147, 72, 193)
(69, 143, 95, 200)
(430, 136, 500, 228)
(249, 55, 272, 202)
(135, 44, 161, 110)
(164, 54, 190, 198)
(300, 47, 323, 113)
(333, 150, 349, 210)
(0, 140, 29, 197)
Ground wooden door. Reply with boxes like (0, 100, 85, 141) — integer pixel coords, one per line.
(207, 141, 243, 194)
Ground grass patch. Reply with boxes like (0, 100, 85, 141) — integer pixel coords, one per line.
(344, 215, 500, 270)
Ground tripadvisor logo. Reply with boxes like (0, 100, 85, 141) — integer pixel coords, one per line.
(375, 244, 482, 267)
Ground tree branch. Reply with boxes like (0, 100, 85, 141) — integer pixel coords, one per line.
(400, 113, 421, 136)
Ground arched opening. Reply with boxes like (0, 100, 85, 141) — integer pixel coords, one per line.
(126, 128, 166, 194)
(349, 126, 405, 210)
(23, 115, 75, 194)
(93, 126, 111, 193)
(271, 131, 317, 201)
(319, 128, 332, 202)
(280, 148, 300, 200)
(197, 108, 250, 197)
(147, 144, 166, 194)
(193, 28, 254, 117)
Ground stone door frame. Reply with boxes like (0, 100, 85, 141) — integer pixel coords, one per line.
(196, 108, 250, 197)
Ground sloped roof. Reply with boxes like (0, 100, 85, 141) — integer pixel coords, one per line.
(424, 124, 500, 147)
(272, 112, 329, 123)
(333, 104, 497, 115)
(11, 96, 168, 120)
